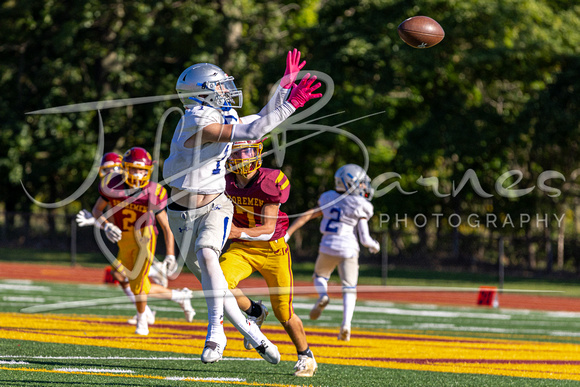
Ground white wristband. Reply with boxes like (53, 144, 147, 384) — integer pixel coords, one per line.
(239, 231, 275, 241)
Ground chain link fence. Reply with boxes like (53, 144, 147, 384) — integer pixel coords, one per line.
(2, 212, 579, 282)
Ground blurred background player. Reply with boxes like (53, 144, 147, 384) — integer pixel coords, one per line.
(92, 147, 195, 335)
(163, 49, 321, 363)
(76, 152, 183, 325)
(222, 140, 317, 377)
(287, 164, 380, 342)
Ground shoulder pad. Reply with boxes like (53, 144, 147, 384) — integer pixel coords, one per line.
(259, 169, 290, 204)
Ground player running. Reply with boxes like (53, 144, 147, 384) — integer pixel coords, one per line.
(91, 147, 195, 335)
(287, 164, 381, 341)
(76, 153, 179, 325)
(222, 140, 317, 377)
(163, 49, 321, 363)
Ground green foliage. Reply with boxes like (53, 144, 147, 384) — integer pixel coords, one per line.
(2, 0, 580, 270)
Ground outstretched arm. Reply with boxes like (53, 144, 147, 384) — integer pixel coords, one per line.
(286, 208, 323, 238)
(184, 73, 322, 146)
(76, 209, 95, 227)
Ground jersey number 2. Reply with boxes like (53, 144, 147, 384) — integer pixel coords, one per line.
(324, 207, 341, 233)
(122, 209, 137, 230)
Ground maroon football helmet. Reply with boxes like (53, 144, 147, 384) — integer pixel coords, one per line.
(122, 147, 153, 188)
(99, 152, 123, 178)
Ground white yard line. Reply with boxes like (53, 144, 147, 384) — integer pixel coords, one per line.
(0, 355, 262, 361)
(54, 367, 134, 373)
(0, 284, 51, 292)
(0, 360, 29, 365)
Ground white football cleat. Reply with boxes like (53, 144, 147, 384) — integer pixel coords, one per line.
(177, 288, 196, 322)
(244, 301, 268, 350)
(245, 320, 280, 364)
(135, 313, 149, 336)
(338, 325, 351, 342)
(128, 310, 156, 325)
(294, 355, 318, 377)
(201, 334, 227, 364)
(309, 294, 329, 320)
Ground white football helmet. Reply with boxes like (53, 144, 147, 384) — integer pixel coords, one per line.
(334, 164, 374, 200)
(176, 63, 242, 109)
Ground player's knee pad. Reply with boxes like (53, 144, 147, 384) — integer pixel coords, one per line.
(271, 298, 292, 322)
(196, 248, 219, 270)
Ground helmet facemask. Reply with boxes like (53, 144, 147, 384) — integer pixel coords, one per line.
(226, 141, 263, 177)
(99, 163, 122, 178)
(124, 163, 153, 189)
(204, 76, 242, 109)
(99, 153, 123, 178)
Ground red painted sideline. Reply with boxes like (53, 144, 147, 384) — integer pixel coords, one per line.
(1, 261, 579, 312)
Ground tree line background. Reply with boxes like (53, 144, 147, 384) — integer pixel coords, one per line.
(1, 0, 580, 275)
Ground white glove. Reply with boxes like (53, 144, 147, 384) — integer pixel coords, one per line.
(284, 233, 290, 242)
(162, 255, 178, 276)
(104, 223, 122, 243)
(369, 240, 380, 254)
(76, 209, 95, 227)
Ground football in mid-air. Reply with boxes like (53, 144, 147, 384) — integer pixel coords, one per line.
(397, 16, 445, 48)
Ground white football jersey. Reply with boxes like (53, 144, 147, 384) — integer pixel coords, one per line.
(163, 106, 239, 194)
(317, 190, 374, 258)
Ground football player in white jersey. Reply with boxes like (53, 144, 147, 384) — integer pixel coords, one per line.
(163, 49, 322, 363)
(287, 164, 380, 341)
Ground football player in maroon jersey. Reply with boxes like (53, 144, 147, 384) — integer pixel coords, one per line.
(92, 147, 195, 335)
(222, 140, 317, 377)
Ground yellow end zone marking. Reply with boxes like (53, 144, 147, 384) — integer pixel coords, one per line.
(2, 312, 580, 380)
(0, 366, 304, 386)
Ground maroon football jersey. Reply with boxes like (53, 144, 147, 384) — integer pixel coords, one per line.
(225, 168, 290, 241)
(99, 173, 167, 233)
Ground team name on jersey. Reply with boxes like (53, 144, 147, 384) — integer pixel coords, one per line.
(229, 195, 264, 207)
(109, 198, 149, 214)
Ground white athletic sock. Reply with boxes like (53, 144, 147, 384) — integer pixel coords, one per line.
(145, 305, 153, 315)
(342, 289, 357, 328)
(197, 248, 227, 342)
(313, 275, 329, 298)
(170, 289, 183, 302)
(222, 289, 262, 345)
(123, 286, 136, 304)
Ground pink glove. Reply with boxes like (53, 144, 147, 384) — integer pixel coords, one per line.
(281, 48, 306, 89)
(288, 73, 323, 108)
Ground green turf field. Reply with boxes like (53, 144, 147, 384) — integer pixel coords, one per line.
(2, 278, 580, 386)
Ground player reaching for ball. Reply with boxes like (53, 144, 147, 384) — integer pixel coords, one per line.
(287, 164, 380, 341)
(163, 48, 322, 364)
